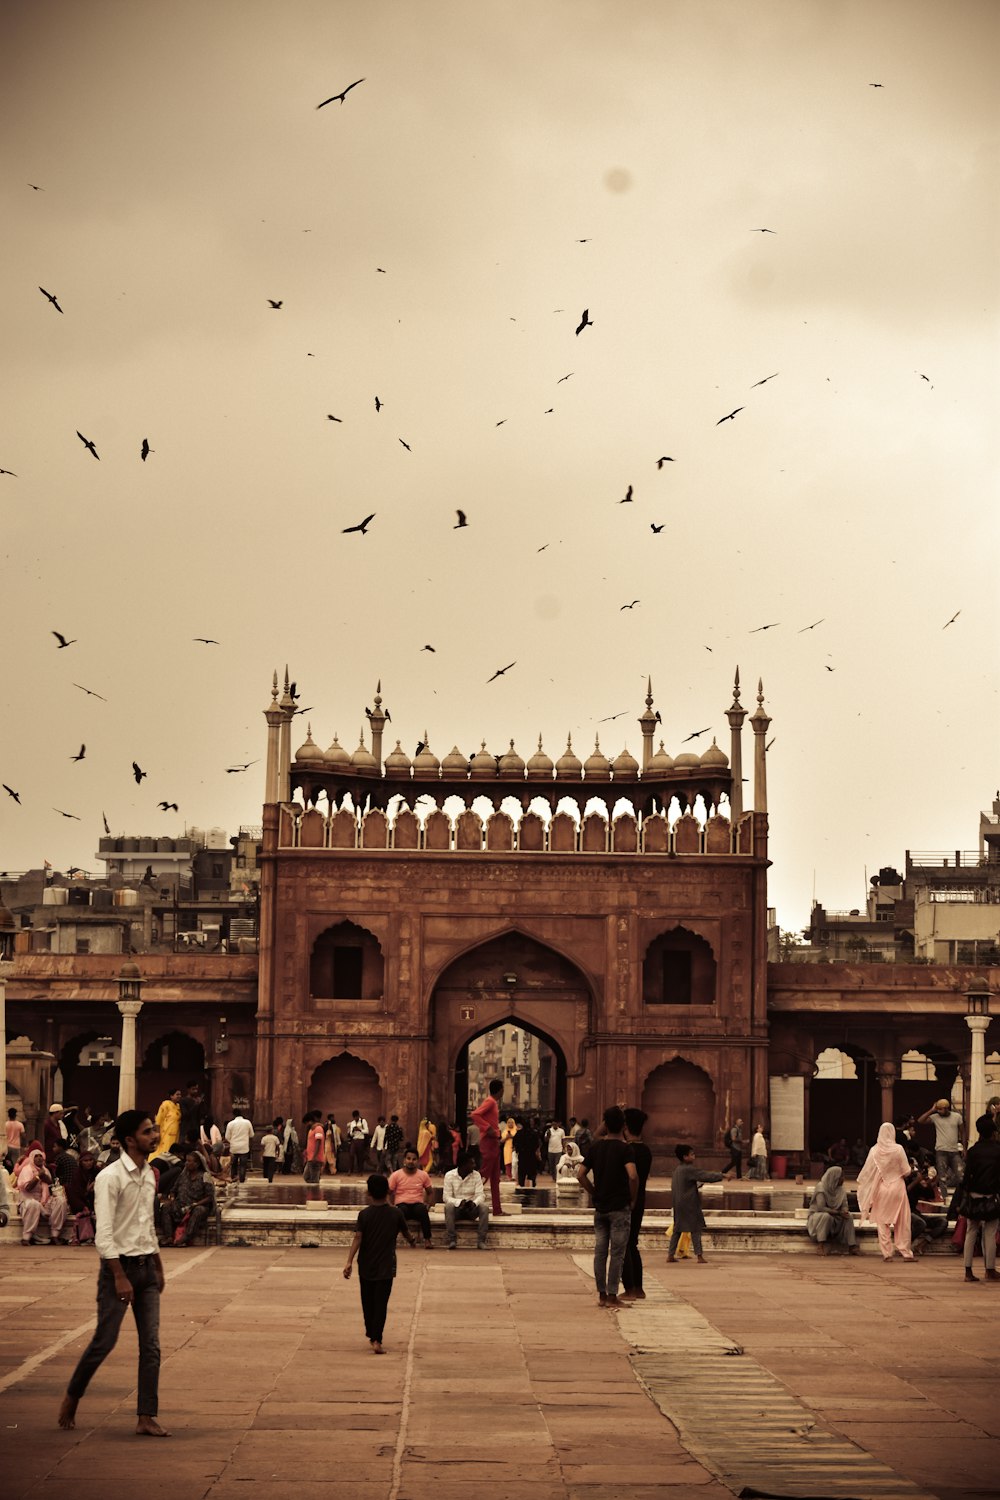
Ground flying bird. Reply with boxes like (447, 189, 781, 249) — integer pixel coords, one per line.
(752, 228, 776, 234)
(102, 811, 111, 835)
(716, 408, 743, 425)
(650, 524, 664, 534)
(575, 308, 592, 335)
(765, 737, 776, 751)
(486, 662, 516, 683)
(53, 808, 81, 820)
(454, 510, 468, 528)
(140, 438, 152, 461)
(750, 373, 779, 388)
(267, 300, 283, 309)
(557, 373, 573, 383)
(327, 414, 342, 422)
(343, 513, 375, 535)
(316, 78, 365, 108)
(374, 396, 382, 412)
(70, 745, 86, 761)
(76, 431, 100, 459)
(226, 760, 258, 773)
(158, 801, 179, 812)
(682, 727, 712, 742)
(619, 485, 634, 504)
(39, 286, 63, 312)
(28, 182, 44, 190)
(193, 637, 220, 644)
(656, 456, 675, 467)
(620, 600, 640, 611)
(943, 610, 961, 628)
(3, 785, 21, 803)
(598, 711, 627, 723)
(399, 438, 411, 451)
(824, 665, 835, 672)
(797, 619, 825, 632)
(376, 267, 386, 273)
(0, 468, 18, 477)
(52, 631, 77, 649)
(869, 82, 883, 87)
(73, 683, 107, 701)
(132, 761, 147, 784)
(749, 622, 780, 633)
(421, 645, 436, 653)
(917, 373, 933, 387)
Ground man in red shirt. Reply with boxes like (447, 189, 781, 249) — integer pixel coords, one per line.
(303, 1112, 326, 1185)
(471, 1079, 505, 1217)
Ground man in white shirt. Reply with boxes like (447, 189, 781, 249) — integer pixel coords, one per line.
(225, 1109, 255, 1183)
(347, 1110, 369, 1175)
(370, 1116, 389, 1172)
(59, 1109, 169, 1437)
(546, 1121, 566, 1179)
(442, 1153, 490, 1249)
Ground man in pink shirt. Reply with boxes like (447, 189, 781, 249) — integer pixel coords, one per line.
(303, 1111, 326, 1185)
(5, 1108, 25, 1169)
(388, 1148, 434, 1246)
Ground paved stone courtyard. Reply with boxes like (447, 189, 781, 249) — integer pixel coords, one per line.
(1, 1245, 997, 1500)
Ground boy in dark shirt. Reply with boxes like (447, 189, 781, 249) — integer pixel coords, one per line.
(578, 1105, 638, 1307)
(622, 1107, 653, 1299)
(343, 1173, 416, 1353)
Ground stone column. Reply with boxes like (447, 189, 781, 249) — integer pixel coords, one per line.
(877, 1064, 896, 1124)
(264, 672, 284, 805)
(0, 961, 10, 1116)
(749, 679, 771, 815)
(725, 669, 747, 819)
(965, 1014, 991, 1144)
(116, 1001, 144, 1113)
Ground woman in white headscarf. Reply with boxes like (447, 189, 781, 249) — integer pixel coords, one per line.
(857, 1121, 915, 1261)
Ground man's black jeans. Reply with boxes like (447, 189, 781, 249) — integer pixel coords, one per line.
(67, 1256, 161, 1416)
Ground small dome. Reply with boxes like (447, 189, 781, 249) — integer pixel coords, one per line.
(555, 735, 583, 779)
(413, 734, 440, 776)
(384, 739, 411, 775)
(583, 738, 612, 780)
(499, 739, 525, 779)
(526, 735, 554, 779)
(699, 737, 729, 769)
(324, 732, 350, 768)
(470, 741, 498, 779)
(612, 745, 639, 777)
(672, 751, 699, 769)
(351, 732, 378, 775)
(441, 745, 469, 780)
(294, 725, 325, 765)
(645, 740, 674, 777)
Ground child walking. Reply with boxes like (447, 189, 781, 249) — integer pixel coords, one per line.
(343, 1173, 416, 1353)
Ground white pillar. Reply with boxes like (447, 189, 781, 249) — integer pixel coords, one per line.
(117, 1000, 143, 1113)
(0, 962, 10, 1115)
(965, 1014, 991, 1144)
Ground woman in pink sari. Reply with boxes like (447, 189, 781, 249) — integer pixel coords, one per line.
(857, 1121, 914, 1261)
(17, 1148, 69, 1245)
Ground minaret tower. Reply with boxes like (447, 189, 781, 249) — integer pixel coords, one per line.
(278, 667, 295, 803)
(368, 680, 387, 773)
(726, 667, 747, 818)
(638, 677, 658, 771)
(750, 678, 771, 814)
(264, 671, 285, 804)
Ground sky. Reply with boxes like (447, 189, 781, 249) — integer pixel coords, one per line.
(1, 0, 997, 931)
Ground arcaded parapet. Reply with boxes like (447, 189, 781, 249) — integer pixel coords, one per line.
(550, 812, 577, 852)
(704, 815, 732, 854)
(424, 809, 451, 851)
(612, 814, 638, 853)
(455, 809, 483, 851)
(518, 811, 545, 851)
(674, 812, 701, 854)
(486, 812, 514, 851)
(392, 808, 419, 849)
(582, 812, 608, 852)
(361, 809, 389, 849)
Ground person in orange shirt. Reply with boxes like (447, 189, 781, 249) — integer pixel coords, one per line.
(470, 1079, 505, 1216)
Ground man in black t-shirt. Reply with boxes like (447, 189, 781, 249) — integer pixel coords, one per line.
(578, 1106, 638, 1307)
(343, 1174, 416, 1353)
(622, 1107, 653, 1298)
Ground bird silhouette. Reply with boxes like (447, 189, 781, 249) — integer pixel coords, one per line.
(917, 372, 933, 387)
(267, 300, 283, 309)
(753, 228, 776, 234)
(74, 683, 107, 701)
(28, 182, 44, 190)
(765, 737, 776, 751)
(486, 662, 516, 683)
(797, 619, 825, 632)
(399, 438, 411, 451)
(619, 485, 634, 504)
(39, 286, 63, 312)
(716, 408, 743, 425)
(316, 78, 365, 108)
(158, 801, 179, 812)
(52, 631, 77, 649)
(750, 373, 779, 388)
(76, 431, 100, 459)
(414, 741, 425, 758)
(193, 637, 220, 644)
(376, 267, 386, 273)
(557, 373, 573, 383)
(374, 396, 382, 412)
(597, 711, 627, 723)
(656, 456, 675, 467)
(650, 524, 664, 534)
(455, 510, 468, 528)
(140, 438, 153, 461)
(70, 744, 86, 761)
(102, 811, 111, 835)
(226, 761, 258, 773)
(943, 610, 961, 628)
(620, 600, 640, 611)
(53, 808, 81, 820)
(869, 82, 883, 87)
(132, 761, 147, 784)
(682, 727, 712, 742)
(0, 468, 18, 477)
(824, 665, 835, 672)
(342, 513, 375, 535)
(421, 645, 436, 653)
(749, 622, 780, 633)
(575, 308, 592, 335)
(3, 785, 21, 803)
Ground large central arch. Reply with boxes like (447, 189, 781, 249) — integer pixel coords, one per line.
(430, 929, 592, 1128)
(455, 1017, 566, 1128)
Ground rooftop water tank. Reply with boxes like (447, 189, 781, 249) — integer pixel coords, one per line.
(43, 887, 69, 905)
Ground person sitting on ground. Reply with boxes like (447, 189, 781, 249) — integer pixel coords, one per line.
(442, 1152, 489, 1249)
(826, 1138, 850, 1169)
(388, 1147, 435, 1248)
(555, 1137, 583, 1180)
(668, 1145, 734, 1265)
(959, 1114, 1000, 1283)
(66, 1149, 101, 1244)
(907, 1161, 946, 1254)
(343, 1173, 417, 1354)
(807, 1166, 860, 1255)
(160, 1150, 216, 1247)
(17, 1148, 70, 1245)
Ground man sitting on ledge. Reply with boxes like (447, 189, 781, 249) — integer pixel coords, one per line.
(442, 1153, 489, 1249)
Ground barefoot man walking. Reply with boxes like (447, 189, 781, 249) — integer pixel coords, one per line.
(58, 1110, 170, 1437)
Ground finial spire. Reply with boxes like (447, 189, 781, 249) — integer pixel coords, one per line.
(757, 677, 764, 707)
(645, 676, 653, 708)
(271, 670, 279, 702)
(733, 666, 741, 703)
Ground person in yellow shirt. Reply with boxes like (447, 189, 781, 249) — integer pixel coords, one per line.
(155, 1089, 183, 1156)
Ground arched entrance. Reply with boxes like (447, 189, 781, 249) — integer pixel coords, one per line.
(455, 1019, 566, 1128)
(308, 1052, 381, 1134)
(430, 930, 591, 1130)
(810, 1045, 880, 1155)
(641, 1058, 715, 1148)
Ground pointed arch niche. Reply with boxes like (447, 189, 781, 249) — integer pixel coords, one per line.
(309, 920, 384, 1001)
(642, 926, 717, 1007)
